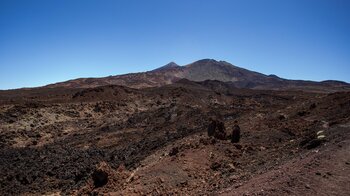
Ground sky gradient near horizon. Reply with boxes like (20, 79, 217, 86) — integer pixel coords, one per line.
(0, 0, 349, 89)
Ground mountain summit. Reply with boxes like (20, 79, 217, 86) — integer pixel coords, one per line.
(46, 59, 350, 92)
(153, 62, 180, 72)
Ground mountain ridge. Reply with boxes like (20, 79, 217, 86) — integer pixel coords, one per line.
(45, 59, 350, 93)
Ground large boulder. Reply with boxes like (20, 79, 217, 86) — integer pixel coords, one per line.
(92, 169, 108, 188)
(231, 124, 241, 143)
(207, 119, 227, 140)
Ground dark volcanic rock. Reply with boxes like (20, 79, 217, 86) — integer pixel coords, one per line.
(208, 119, 227, 140)
(231, 123, 241, 143)
(92, 170, 108, 188)
(169, 147, 179, 156)
(306, 139, 323, 149)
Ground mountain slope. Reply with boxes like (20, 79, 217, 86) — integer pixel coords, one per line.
(46, 59, 350, 92)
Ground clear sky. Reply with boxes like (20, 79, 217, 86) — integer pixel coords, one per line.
(0, 0, 349, 90)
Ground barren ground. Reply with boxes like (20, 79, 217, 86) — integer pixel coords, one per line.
(0, 81, 349, 195)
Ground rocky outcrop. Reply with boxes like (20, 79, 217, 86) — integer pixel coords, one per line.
(208, 119, 227, 140)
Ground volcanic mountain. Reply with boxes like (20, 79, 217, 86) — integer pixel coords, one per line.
(46, 59, 349, 92)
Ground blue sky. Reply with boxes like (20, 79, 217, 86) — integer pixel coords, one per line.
(0, 0, 349, 89)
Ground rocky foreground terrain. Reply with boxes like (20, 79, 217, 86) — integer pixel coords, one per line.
(0, 79, 349, 195)
(0, 60, 349, 195)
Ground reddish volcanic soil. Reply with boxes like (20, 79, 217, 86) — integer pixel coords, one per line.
(0, 80, 349, 195)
